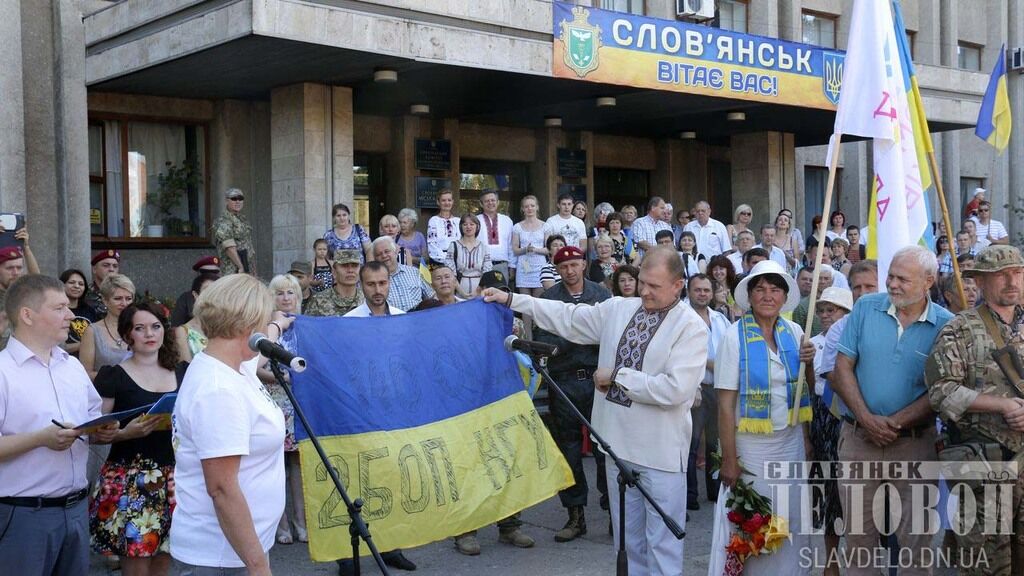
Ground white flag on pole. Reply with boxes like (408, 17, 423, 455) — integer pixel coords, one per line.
(829, 0, 928, 282)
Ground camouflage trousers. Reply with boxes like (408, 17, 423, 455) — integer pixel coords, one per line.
(950, 466, 1024, 576)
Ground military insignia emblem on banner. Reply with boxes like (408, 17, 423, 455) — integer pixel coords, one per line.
(823, 52, 844, 106)
(560, 6, 602, 78)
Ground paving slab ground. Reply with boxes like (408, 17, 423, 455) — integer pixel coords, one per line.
(91, 455, 958, 575)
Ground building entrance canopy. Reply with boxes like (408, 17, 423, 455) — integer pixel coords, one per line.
(86, 0, 972, 146)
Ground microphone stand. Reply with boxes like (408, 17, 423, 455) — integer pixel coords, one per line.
(269, 361, 391, 576)
(529, 354, 685, 576)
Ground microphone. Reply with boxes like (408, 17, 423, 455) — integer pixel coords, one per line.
(504, 335, 559, 357)
(248, 333, 307, 373)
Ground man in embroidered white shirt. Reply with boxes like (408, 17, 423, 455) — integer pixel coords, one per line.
(477, 190, 515, 281)
(483, 246, 707, 576)
(683, 201, 731, 258)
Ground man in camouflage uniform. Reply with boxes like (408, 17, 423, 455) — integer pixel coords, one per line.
(305, 250, 363, 317)
(212, 187, 255, 275)
(925, 244, 1024, 576)
(84, 249, 120, 316)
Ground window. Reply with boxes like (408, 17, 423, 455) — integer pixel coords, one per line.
(88, 117, 209, 243)
(804, 166, 842, 237)
(802, 11, 837, 49)
(716, 0, 747, 33)
(957, 42, 982, 71)
(458, 159, 529, 217)
(905, 30, 916, 59)
(601, 0, 643, 15)
(961, 177, 985, 213)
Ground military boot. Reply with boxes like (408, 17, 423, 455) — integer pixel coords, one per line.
(554, 506, 587, 542)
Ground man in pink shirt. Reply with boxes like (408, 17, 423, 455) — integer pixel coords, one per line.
(0, 274, 118, 575)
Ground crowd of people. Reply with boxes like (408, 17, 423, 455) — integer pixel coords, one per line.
(0, 182, 1021, 576)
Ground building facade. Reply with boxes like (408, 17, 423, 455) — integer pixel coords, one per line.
(1, 0, 1020, 297)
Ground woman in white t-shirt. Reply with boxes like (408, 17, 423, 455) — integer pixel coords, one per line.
(170, 274, 288, 575)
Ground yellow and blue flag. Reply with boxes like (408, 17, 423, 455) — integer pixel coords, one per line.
(976, 43, 1012, 152)
(291, 300, 572, 561)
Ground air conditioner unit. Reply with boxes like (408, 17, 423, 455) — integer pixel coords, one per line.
(1010, 47, 1024, 72)
(677, 0, 715, 21)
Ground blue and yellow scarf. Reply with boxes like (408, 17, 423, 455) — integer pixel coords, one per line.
(737, 312, 812, 434)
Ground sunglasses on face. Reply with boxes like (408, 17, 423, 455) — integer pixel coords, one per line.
(229, 196, 244, 201)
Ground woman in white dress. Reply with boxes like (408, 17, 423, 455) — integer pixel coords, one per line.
(711, 260, 816, 576)
(512, 195, 548, 297)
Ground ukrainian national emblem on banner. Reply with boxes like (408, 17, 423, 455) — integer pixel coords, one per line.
(291, 300, 573, 561)
(822, 52, 844, 106)
(560, 6, 602, 78)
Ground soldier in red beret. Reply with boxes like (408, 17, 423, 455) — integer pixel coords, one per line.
(170, 256, 221, 326)
(84, 250, 121, 316)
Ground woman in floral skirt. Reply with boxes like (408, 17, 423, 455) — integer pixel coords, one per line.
(90, 302, 184, 576)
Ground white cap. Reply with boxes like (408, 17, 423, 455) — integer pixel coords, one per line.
(818, 287, 853, 312)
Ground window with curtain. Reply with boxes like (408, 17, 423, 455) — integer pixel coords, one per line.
(601, 0, 644, 15)
(960, 177, 985, 214)
(717, 0, 747, 33)
(802, 12, 837, 49)
(88, 118, 209, 242)
(957, 42, 982, 71)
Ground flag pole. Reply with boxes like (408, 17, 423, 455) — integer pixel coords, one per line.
(791, 132, 843, 427)
(926, 151, 968, 309)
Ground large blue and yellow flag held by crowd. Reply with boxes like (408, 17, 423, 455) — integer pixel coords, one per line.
(291, 300, 573, 561)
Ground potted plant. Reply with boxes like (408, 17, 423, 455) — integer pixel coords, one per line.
(148, 159, 200, 236)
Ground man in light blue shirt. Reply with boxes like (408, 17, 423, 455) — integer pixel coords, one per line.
(832, 246, 952, 576)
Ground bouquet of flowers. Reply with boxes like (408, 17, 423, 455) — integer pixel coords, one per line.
(711, 453, 791, 575)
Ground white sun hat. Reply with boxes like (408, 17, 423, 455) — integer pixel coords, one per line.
(734, 260, 801, 313)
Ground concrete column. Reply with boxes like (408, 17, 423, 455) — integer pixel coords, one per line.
(748, 0, 779, 38)
(1008, 0, 1024, 242)
(653, 138, 708, 211)
(270, 83, 330, 276)
(331, 87, 354, 212)
(530, 128, 559, 215)
(580, 130, 595, 208)
(916, 0, 942, 65)
(51, 0, 91, 274)
(0, 0, 25, 211)
(386, 115, 418, 214)
(939, 0, 958, 67)
(777, 0, 802, 43)
(730, 132, 796, 223)
(938, 131, 962, 230)
(839, 142, 870, 227)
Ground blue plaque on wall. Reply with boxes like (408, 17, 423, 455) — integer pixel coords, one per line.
(556, 148, 587, 178)
(557, 183, 587, 203)
(415, 139, 452, 171)
(415, 177, 451, 209)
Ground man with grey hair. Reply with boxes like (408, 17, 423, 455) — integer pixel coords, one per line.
(683, 201, 731, 257)
(373, 236, 434, 311)
(482, 246, 707, 576)
(832, 246, 953, 576)
(212, 187, 255, 275)
(630, 196, 672, 260)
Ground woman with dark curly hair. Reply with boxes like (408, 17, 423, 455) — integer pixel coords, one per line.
(610, 264, 640, 298)
(89, 302, 185, 576)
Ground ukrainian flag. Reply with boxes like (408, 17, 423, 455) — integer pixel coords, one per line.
(976, 43, 1012, 152)
(291, 300, 572, 561)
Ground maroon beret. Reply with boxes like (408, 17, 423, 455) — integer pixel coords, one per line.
(0, 246, 23, 264)
(91, 249, 121, 266)
(192, 255, 221, 272)
(553, 246, 586, 265)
